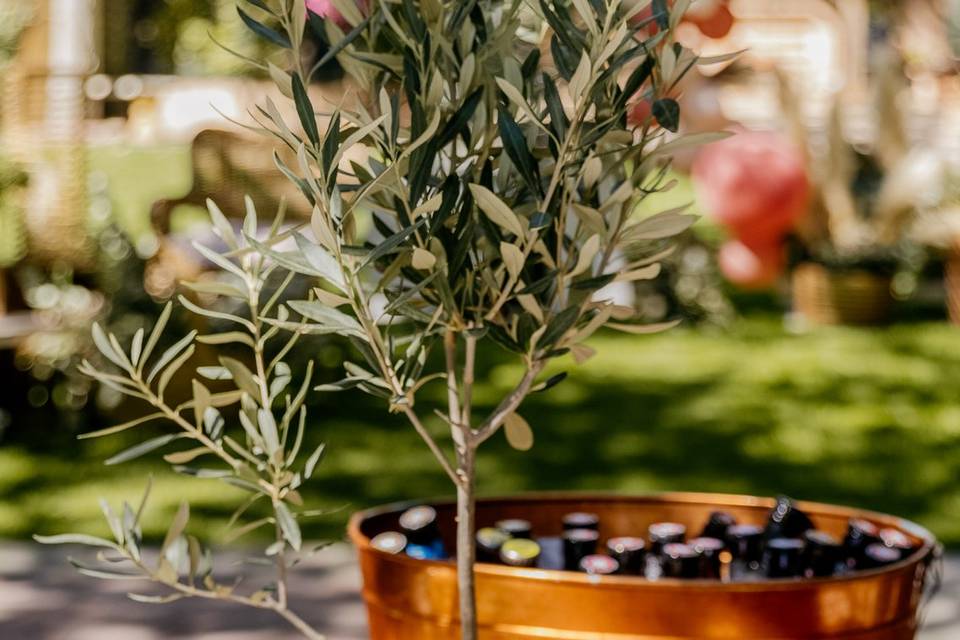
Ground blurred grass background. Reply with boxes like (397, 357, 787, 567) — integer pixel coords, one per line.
(6, 315, 960, 547)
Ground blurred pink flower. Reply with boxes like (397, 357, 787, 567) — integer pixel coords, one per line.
(305, 0, 365, 30)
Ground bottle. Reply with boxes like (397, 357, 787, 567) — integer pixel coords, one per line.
(843, 519, 880, 569)
(700, 511, 737, 540)
(859, 543, 901, 570)
(476, 527, 510, 564)
(648, 522, 686, 556)
(579, 554, 619, 576)
(802, 530, 842, 577)
(500, 538, 541, 568)
(562, 512, 600, 531)
(370, 531, 407, 555)
(765, 496, 814, 540)
(563, 528, 599, 570)
(726, 523, 764, 579)
(661, 543, 700, 578)
(764, 538, 805, 578)
(496, 518, 533, 539)
(879, 528, 916, 560)
(606, 537, 646, 575)
(690, 537, 724, 579)
(399, 505, 446, 560)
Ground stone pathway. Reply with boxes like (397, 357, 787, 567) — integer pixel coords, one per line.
(0, 543, 956, 639)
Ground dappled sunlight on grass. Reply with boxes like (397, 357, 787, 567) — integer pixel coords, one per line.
(5, 315, 960, 547)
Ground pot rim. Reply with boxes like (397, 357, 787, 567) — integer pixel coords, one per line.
(347, 490, 937, 591)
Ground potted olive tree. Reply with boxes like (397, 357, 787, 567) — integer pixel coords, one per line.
(38, 1, 721, 638)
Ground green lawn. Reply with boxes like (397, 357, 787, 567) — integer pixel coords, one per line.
(5, 316, 960, 547)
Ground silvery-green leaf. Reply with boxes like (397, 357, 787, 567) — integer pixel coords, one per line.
(178, 296, 254, 331)
(163, 447, 211, 465)
(105, 433, 187, 466)
(161, 501, 190, 555)
(192, 379, 211, 428)
(128, 593, 185, 605)
(504, 412, 534, 451)
(206, 199, 238, 249)
(197, 366, 232, 381)
(99, 498, 124, 544)
(219, 357, 261, 399)
(622, 210, 696, 241)
(33, 534, 120, 550)
(606, 319, 682, 334)
(182, 279, 248, 299)
(158, 344, 196, 398)
(257, 409, 280, 457)
(130, 329, 144, 367)
(196, 332, 256, 348)
(265, 540, 285, 556)
(275, 502, 301, 551)
(304, 443, 326, 479)
(203, 407, 225, 439)
(294, 233, 346, 288)
(91, 323, 126, 369)
(146, 330, 197, 384)
(469, 184, 524, 237)
(78, 413, 164, 440)
(191, 241, 246, 279)
(139, 302, 172, 372)
(288, 300, 363, 333)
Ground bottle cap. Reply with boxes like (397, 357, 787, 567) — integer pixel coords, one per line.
(606, 536, 645, 553)
(803, 530, 841, 577)
(371, 531, 407, 555)
(764, 538, 805, 578)
(496, 518, 533, 539)
(562, 512, 600, 531)
(500, 538, 541, 567)
(862, 543, 901, 569)
(649, 522, 686, 541)
(399, 505, 437, 533)
(662, 543, 700, 578)
(726, 524, 764, 563)
(879, 528, 914, 554)
(690, 537, 724, 553)
(476, 527, 510, 552)
(579, 554, 619, 575)
(563, 528, 600, 543)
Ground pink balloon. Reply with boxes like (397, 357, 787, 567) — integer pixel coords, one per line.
(693, 131, 809, 243)
(718, 238, 784, 289)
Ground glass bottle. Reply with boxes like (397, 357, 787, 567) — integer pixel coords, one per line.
(399, 505, 446, 560)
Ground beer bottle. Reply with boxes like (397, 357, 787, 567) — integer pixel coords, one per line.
(700, 511, 737, 540)
(399, 505, 446, 560)
(879, 528, 916, 560)
(802, 530, 842, 577)
(648, 522, 686, 556)
(859, 543, 901, 570)
(690, 537, 724, 579)
(843, 519, 880, 569)
(476, 527, 510, 564)
(662, 543, 700, 578)
(371, 531, 407, 555)
(606, 537, 646, 575)
(563, 528, 599, 570)
(765, 496, 814, 540)
(500, 538, 541, 567)
(496, 518, 533, 539)
(579, 554, 620, 576)
(726, 524, 764, 579)
(562, 512, 600, 531)
(764, 538, 805, 578)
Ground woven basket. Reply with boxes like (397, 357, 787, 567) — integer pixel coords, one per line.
(791, 262, 894, 326)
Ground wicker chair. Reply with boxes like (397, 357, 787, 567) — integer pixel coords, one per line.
(150, 129, 312, 233)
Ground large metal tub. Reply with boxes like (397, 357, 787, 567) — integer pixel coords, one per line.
(348, 492, 939, 639)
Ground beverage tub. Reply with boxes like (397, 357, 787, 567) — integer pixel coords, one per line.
(348, 492, 940, 639)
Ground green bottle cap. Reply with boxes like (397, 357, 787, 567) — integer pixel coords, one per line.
(500, 538, 541, 567)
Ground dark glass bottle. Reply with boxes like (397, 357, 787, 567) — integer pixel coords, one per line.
(496, 518, 533, 539)
(563, 528, 599, 570)
(843, 518, 880, 569)
(802, 530, 842, 577)
(399, 505, 446, 560)
(535, 536, 565, 570)
(648, 522, 686, 556)
(726, 523, 764, 579)
(606, 536, 646, 575)
(500, 538, 541, 567)
(690, 537, 724, 579)
(879, 528, 916, 560)
(662, 543, 700, 578)
(700, 511, 737, 540)
(579, 554, 619, 576)
(859, 543, 901, 570)
(476, 527, 510, 564)
(765, 495, 814, 540)
(764, 538, 805, 578)
(371, 531, 407, 555)
(562, 512, 600, 531)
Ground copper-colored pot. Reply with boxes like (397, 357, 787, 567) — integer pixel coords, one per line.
(348, 492, 939, 639)
(792, 262, 894, 326)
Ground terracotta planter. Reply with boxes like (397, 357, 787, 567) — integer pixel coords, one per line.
(349, 492, 939, 640)
(791, 262, 894, 326)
